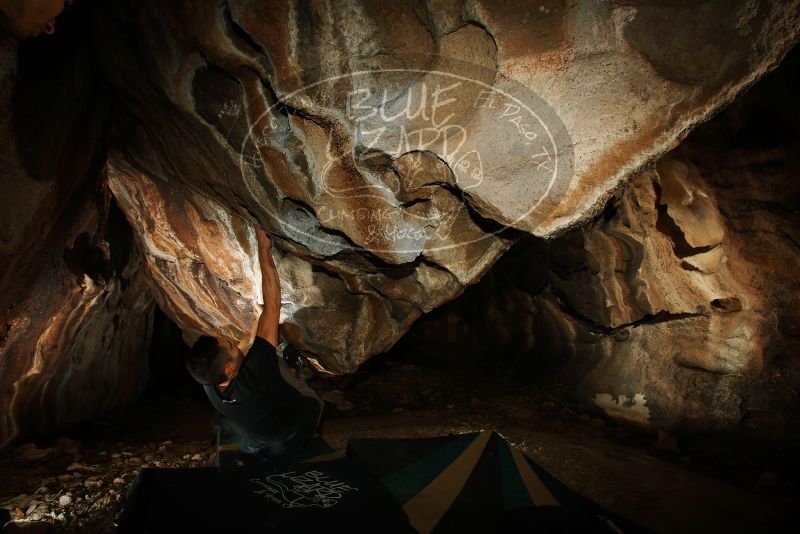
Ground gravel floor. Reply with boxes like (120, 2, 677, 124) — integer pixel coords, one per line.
(1, 359, 797, 532)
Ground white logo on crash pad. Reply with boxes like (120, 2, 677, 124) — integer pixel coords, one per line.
(250, 470, 358, 509)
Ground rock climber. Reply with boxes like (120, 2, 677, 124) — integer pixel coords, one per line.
(184, 227, 323, 458)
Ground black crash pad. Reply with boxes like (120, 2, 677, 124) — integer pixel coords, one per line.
(117, 457, 413, 533)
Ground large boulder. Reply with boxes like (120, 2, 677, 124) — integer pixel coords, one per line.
(91, 0, 799, 371)
(1, 0, 800, 446)
(393, 54, 800, 435)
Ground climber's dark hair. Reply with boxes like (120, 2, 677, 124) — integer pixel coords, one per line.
(186, 336, 229, 385)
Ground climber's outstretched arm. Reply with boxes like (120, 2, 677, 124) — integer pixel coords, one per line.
(253, 226, 281, 347)
(236, 226, 281, 353)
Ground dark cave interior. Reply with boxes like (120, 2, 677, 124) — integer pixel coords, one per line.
(1, 0, 800, 532)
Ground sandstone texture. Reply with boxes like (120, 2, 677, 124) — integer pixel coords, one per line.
(0, 12, 155, 448)
(397, 54, 800, 435)
(1, 0, 800, 445)
(92, 0, 798, 371)
(0, 192, 155, 448)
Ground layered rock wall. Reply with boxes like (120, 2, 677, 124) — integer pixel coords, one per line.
(543, 158, 765, 432)
(91, 0, 799, 371)
(0, 8, 155, 448)
(397, 56, 800, 435)
(1, 0, 800, 446)
(0, 193, 155, 447)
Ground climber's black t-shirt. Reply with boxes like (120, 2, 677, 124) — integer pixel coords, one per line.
(203, 337, 317, 443)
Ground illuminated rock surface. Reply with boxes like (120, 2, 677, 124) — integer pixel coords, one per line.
(92, 0, 799, 369)
(1, 0, 800, 445)
(397, 59, 800, 434)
